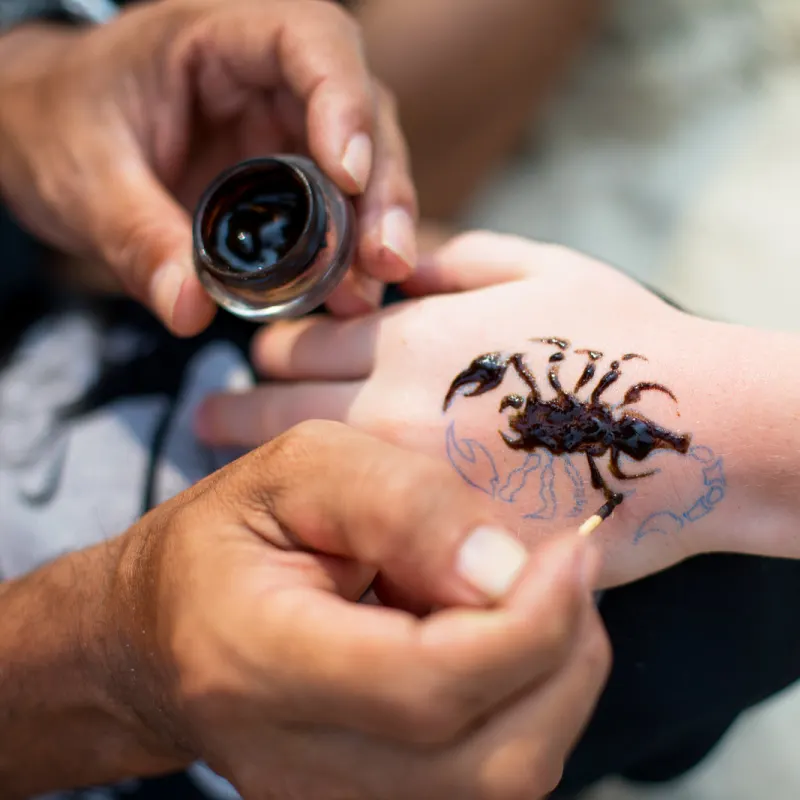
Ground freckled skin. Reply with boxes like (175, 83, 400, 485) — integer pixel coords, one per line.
(444, 338, 692, 517)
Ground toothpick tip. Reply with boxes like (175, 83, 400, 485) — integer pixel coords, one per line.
(578, 514, 604, 537)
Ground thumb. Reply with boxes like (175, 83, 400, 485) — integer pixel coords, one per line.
(88, 149, 215, 337)
(235, 420, 531, 608)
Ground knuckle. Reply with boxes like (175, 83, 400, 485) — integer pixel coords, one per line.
(248, 422, 321, 492)
(529, 756, 566, 798)
(106, 221, 153, 297)
(583, 614, 613, 680)
(466, 743, 563, 800)
(382, 459, 459, 529)
(535, 602, 575, 662)
(390, 173, 417, 216)
(399, 669, 487, 746)
(255, 420, 351, 502)
(268, 419, 342, 461)
(375, 80, 399, 117)
(400, 693, 468, 746)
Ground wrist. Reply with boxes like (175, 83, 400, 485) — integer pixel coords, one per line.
(684, 321, 800, 560)
(107, 524, 199, 766)
(0, 538, 184, 795)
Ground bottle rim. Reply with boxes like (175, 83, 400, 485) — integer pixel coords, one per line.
(192, 156, 328, 291)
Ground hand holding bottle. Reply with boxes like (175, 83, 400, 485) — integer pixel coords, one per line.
(0, 0, 416, 335)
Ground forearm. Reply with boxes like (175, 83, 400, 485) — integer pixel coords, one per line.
(568, 318, 800, 579)
(0, 538, 180, 797)
(359, 0, 607, 218)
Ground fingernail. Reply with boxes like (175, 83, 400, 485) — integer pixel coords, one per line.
(381, 207, 417, 269)
(353, 274, 384, 308)
(150, 262, 186, 326)
(341, 133, 373, 193)
(456, 526, 528, 600)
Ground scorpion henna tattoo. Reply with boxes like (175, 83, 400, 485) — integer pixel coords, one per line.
(443, 337, 692, 524)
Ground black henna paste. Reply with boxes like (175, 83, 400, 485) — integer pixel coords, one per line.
(443, 339, 692, 519)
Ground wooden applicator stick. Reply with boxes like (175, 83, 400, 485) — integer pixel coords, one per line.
(577, 498, 619, 537)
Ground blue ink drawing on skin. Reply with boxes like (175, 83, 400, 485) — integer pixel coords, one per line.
(498, 452, 542, 503)
(522, 452, 557, 520)
(633, 444, 726, 544)
(563, 454, 587, 518)
(442, 345, 724, 540)
(445, 421, 500, 497)
(446, 422, 559, 514)
(446, 421, 726, 544)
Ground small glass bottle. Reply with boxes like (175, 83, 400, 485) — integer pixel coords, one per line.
(193, 155, 356, 321)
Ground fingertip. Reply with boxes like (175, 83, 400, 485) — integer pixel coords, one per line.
(307, 93, 374, 196)
(193, 398, 216, 443)
(249, 327, 273, 375)
(357, 209, 417, 284)
(171, 275, 218, 337)
(150, 265, 216, 337)
(325, 271, 383, 317)
(455, 526, 529, 603)
(149, 262, 184, 329)
(193, 393, 236, 446)
(249, 321, 292, 376)
(340, 132, 373, 194)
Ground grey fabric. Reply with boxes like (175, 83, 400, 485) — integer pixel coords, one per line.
(0, 309, 249, 798)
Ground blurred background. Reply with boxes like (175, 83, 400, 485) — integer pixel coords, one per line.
(462, 0, 800, 332)
(450, 0, 800, 798)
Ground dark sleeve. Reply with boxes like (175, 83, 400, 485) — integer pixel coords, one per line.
(0, 207, 44, 300)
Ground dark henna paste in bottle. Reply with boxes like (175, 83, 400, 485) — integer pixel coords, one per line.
(193, 156, 356, 321)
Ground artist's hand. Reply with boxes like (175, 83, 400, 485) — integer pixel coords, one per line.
(0, 0, 416, 335)
(110, 421, 608, 800)
(196, 231, 731, 587)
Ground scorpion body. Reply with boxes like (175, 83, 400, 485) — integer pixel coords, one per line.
(443, 339, 691, 519)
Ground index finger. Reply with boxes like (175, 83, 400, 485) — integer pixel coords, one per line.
(253, 533, 596, 746)
(200, 0, 377, 194)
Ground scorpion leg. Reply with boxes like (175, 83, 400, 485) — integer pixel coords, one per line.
(499, 394, 525, 413)
(509, 354, 540, 400)
(608, 448, 656, 481)
(533, 337, 570, 350)
(590, 360, 621, 404)
(620, 382, 679, 407)
(500, 430, 526, 449)
(574, 361, 596, 393)
(586, 453, 625, 519)
(548, 364, 568, 399)
(573, 349, 603, 394)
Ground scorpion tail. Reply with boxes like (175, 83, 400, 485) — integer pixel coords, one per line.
(609, 449, 657, 482)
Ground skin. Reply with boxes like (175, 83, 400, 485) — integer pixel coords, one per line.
(0, 421, 610, 799)
(359, 0, 608, 220)
(0, 0, 418, 335)
(196, 231, 800, 588)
